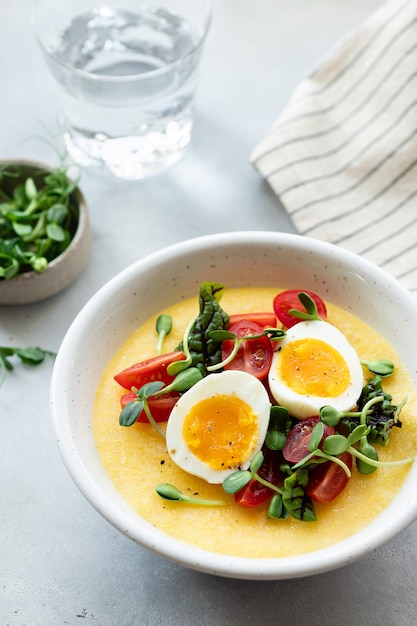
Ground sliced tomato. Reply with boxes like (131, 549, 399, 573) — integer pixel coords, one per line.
(307, 451, 353, 503)
(228, 312, 277, 329)
(222, 320, 273, 380)
(273, 289, 327, 329)
(282, 417, 334, 464)
(114, 350, 186, 391)
(120, 391, 180, 423)
(235, 449, 282, 507)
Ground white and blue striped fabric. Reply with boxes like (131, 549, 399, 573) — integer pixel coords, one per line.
(251, 0, 417, 296)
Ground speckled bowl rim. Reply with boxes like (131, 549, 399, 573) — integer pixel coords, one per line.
(0, 159, 91, 305)
(50, 231, 417, 580)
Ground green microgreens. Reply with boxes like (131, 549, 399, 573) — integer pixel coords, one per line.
(119, 367, 203, 437)
(0, 162, 80, 279)
(155, 483, 226, 506)
(206, 327, 285, 372)
(361, 358, 395, 377)
(265, 405, 292, 451)
(0, 345, 56, 388)
(166, 317, 195, 375)
(292, 395, 415, 477)
(222, 452, 317, 522)
(155, 314, 172, 355)
(288, 292, 323, 322)
(223, 450, 283, 496)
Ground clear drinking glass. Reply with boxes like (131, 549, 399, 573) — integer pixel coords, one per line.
(32, 0, 212, 179)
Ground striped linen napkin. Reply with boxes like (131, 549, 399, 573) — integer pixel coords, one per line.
(250, 0, 417, 296)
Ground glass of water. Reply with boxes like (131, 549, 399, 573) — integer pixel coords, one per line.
(32, 0, 212, 179)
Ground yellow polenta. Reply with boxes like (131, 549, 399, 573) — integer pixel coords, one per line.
(93, 288, 417, 558)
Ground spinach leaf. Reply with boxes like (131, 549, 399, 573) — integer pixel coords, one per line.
(182, 282, 229, 375)
(282, 469, 316, 522)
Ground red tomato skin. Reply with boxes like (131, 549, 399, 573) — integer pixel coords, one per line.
(307, 452, 353, 503)
(222, 320, 273, 381)
(120, 391, 180, 423)
(282, 417, 335, 464)
(273, 289, 327, 329)
(228, 312, 277, 329)
(234, 449, 282, 507)
(114, 351, 186, 391)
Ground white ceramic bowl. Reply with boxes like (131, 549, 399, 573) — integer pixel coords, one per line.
(0, 159, 90, 305)
(50, 231, 417, 580)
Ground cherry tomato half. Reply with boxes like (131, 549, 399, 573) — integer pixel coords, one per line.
(235, 449, 283, 507)
(114, 350, 186, 391)
(222, 320, 273, 380)
(307, 451, 353, 503)
(120, 391, 180, 423)
(228, 312, 277, 329)
(282, 417, 334, 464)
(273, 289, 327, 329)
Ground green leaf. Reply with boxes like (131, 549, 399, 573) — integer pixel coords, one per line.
(322, 434, 348, 456)
(282, 470, 316, 522)
(265, 405, 292, 451)
(13, 222, 32, 237)
(361, 359, 394, 377)
(136, 381, 164, 398)
(347, 424, 369, 446)
(15, 346, 47, 365)
(308, 421, 324, 451)
(24, 177, 37, 200)
(156, 314, 172, 354)
(46, 223, 66, 242)
(222, 470, 251, 494)
(267, 493, 288, 520)
(250, 450, 264, 474)
(181, 283, 229, 375)
(155, 483, 226, 506)
(356, 441, 378, 475)
(319, 405, 341, 426)
(119, 400, 144, 426)
(47, 203, 68, 224)
(161, 367, 203, 394)
(265, 430, 287, 451)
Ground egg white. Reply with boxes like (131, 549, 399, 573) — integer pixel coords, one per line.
(268, 320, 364, 420)
(165, 370, 271, 484)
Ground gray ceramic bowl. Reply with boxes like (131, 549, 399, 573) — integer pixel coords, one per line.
(0, 159, 90, 305)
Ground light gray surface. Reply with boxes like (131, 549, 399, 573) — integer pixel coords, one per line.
(1, 1, 416, 624)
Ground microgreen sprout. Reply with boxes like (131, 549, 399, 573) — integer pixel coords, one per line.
(119, 367, 203, 437)
(265, 405, 292, 450)
(288, 292, 323, 322)
(206, 327, 285, 372)
(222, 451, 284, 497)
(119, 381, 167, 439)
(0, 162, 80, 279)
(155, 483, 226, 506)
(361, 358, 394, 377)
(155, 314, 172, 355)
(166, 317, 195, 375)
(292, 408, 415, 477)
(0, 345, 55, 388)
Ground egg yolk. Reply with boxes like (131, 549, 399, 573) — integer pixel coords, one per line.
(182, 394, 259, 470)
(279, 338, 350, 397)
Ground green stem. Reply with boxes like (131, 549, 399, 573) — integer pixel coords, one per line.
(207, 338, 243, 372)
(142, 399, 166, 440)
(348, 446, 415, 469)
(252, 472, 283, 495)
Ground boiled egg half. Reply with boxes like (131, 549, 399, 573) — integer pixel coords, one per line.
(165, 370, 271, 484)
(268, 320, 364, 420)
